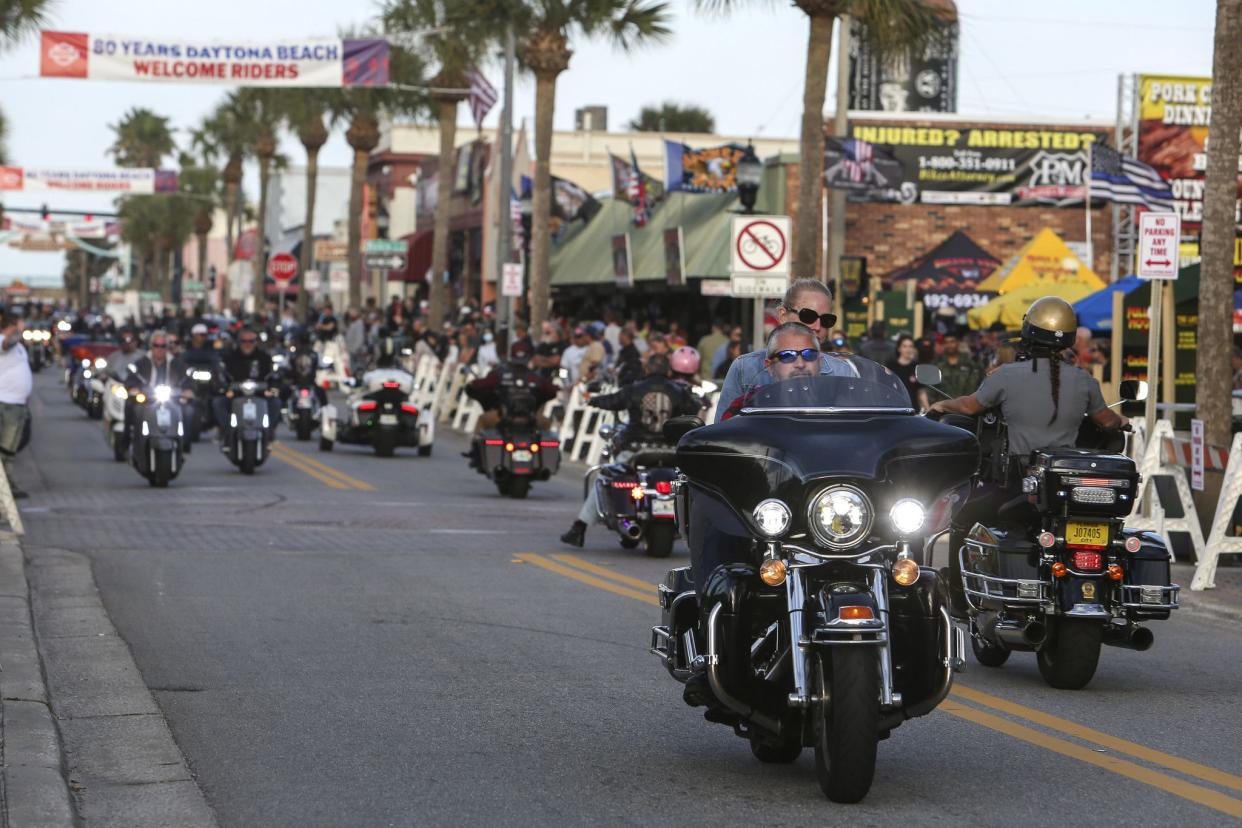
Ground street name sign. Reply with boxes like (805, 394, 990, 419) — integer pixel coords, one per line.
(1137, 212, 1180, 280)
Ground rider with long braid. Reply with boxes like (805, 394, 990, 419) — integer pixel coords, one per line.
(928, 296, 1129, 616)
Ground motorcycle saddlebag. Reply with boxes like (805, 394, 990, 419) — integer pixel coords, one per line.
(537, 432, 561, 475)
(1122, 531, 1177, 619)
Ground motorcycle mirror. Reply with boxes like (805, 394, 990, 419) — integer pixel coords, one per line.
(598, 424, 615, 440)
(662, 415, 703, 443)
(914, 364, 942, 386)
(1118, 380, 1149, 402)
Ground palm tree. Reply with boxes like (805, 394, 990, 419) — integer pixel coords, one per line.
(517, 0, 672, 329)
(229, 89, 285, 310)
(382, 0, 495, 328)
(1, 0, 53, 46)
(107, 107, 176, 169)
(334, 33, 426, 310)
(177, 152, 219, 295)
(281, 92, 336, 321)
(699, 0, 943, 278)
(195, 101, 250, 271)
(1196, 0, 1242, 447)
(627, 102, 715, 133)
(0, 108, 8, 165)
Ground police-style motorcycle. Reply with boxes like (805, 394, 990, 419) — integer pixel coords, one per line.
(468, 373, 561, 499)
(320, 370, 434, 457)
(941, 379, 1180, 690)
(651, 364, 973, 803)
(586, 424, 680, 557)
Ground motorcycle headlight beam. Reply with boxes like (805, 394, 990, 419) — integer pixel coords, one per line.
(154, 385, 172, 403)
(752, 499, 792, 538)
(808, 484, 873, 550)
(889, 499, 927, 536)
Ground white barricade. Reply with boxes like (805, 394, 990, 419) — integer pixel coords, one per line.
(438, 367, 469, 424)
(1192, 432, 1242, 591)
(1126, 419, 1205, 565)
(0, 467, 24, 536)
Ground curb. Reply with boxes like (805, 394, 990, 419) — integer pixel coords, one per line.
(0, 533, 76, 828)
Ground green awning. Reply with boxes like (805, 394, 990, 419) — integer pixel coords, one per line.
(549, 160, 787, 287)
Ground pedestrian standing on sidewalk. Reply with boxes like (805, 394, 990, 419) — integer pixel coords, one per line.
(0, 312, 33, 499)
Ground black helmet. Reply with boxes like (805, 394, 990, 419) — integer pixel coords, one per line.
(1020, 296, 1077, 350)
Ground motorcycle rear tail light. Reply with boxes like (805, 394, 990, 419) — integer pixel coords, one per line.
(1037, 531, 1056, 548)
(505, 442, 515, 452)
(530, 443, 540, 453)
(1124, 536, 1142, 553)
(299, 388, 310, 397)
(358, 401, 377, 412)
(539, 441, 559, 448)
(1071, 486, 1116, 505)
(611, 481, 638, 488)
(484, 439, 504, 446)
(383, 381, 401, 389)
(1071, 551, 1102, 570)
(655, 481, 673, 495)
(401, 404, 418, 415)
(1061, 476, 1130, 488)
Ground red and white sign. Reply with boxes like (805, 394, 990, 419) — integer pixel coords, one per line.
(501, 262, 523, 298)
(266, 253, 298, 282)
(0, 166, 173, 193)
(730, 215, 790, 277)
(1190, 418, 1205, 492)
(1138, 212, 1181, 280)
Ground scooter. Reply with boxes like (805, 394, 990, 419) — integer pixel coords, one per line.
(129, 384, 186, 487)
(102, 376, 131, 462)
(222, 380, 275, 474)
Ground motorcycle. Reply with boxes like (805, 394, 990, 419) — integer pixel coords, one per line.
(102, 375, 132, 462)
(284, 382, 322, 441)
(314, 335, 351, 390)
(941, 378, 1180, 690)
(128, 384, 185, 487)
(468, 383, 561, 500)
(182, 361, 221, 443)
(223, 380, 275, 475)
(650, 363, 973, 803)
(21, 327, 52, 372)
(320, 371, 433, 457)
(585, 424, 680, 557)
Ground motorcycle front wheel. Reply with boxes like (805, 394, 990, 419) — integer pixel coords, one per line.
(1036, 618, 1102, 690)
(150, 449, 172, 488)
(112, 438, 128, 463)
(814, 648, 878, 803)
(239, 439, 258, 475)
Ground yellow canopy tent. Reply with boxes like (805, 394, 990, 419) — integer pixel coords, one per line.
(975, 227, 1106, 294)
(967, 281, 1102, 329)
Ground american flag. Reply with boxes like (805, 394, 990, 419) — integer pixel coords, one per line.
(842, 139, 873, 183)
(628, 146, 650, 227)
(466, 67, 497, 129)
(1089, 142, 1174, 212)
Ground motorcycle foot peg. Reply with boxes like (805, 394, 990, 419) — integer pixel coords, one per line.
(787, 692, 811, 708)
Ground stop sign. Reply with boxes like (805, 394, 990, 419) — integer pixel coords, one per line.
(267, 252, 298, 282)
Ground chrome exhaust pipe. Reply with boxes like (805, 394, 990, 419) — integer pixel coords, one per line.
(993, 619, 1047, 649)
(620, 519, 643, 540)
(1103, 624, 1154, 652)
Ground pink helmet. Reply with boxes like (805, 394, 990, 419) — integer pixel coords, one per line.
(670, 346, 701, 375)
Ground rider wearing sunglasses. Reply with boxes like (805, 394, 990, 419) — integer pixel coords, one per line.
(714, 278, 855, 420)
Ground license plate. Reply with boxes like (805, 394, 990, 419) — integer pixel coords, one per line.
(651, 499, 676, 517)
(1066, 521, 1108, 548)
(296, 397, 312, 409)
(379, 414, 398, 425)
(156, 408, 171, 428)
(242, 402, 257, 420)
(512, 449, 532, 462)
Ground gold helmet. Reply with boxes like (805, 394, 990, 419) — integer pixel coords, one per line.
(1020, 296, 1077, 349)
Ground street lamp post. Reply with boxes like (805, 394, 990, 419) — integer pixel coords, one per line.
(734, 142, 766, 344)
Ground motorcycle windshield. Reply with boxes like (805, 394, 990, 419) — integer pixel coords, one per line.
(739, 359, 912, 414)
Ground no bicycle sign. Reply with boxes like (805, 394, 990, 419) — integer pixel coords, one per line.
(731, 216, 791, 277)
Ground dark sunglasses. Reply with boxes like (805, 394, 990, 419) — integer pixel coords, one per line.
(150, 342, 168, 348)
(770, 348, 820, 364)
(790, 307, 838, 328)
(240, 338, 258, 344)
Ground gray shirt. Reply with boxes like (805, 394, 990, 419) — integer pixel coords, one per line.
(714, 348, 859, 421)
(975, 358, 1107, 457)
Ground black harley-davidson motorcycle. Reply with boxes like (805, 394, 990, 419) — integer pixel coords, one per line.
(468, 378, 560, 499)
(586, 423, 680, 557)
(940, 379, 1180, 690)
(651, 362, 974, 803)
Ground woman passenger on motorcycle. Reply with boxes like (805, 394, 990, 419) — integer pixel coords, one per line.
(927, 297, 1129, 616)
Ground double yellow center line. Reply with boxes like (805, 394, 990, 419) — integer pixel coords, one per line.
(516, 551, 1242, 819)
(271, 443, 374, 491)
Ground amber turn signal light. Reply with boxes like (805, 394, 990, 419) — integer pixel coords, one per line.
(838, 605, 874, 621)
(1107, 564, 1124, 581)
(1050, 562, 1068, 578)
(759, 558, 787, 586)
(892, 558, 920, 586)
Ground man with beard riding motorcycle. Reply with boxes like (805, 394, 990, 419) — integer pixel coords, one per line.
(123, 332, 193, 444)
(278, 328, 328, 411)
(464, 340, 558, 468)
(213, 327, 281, 449)
(928, 296, 1129, 617)
(559, 351, 703, 547)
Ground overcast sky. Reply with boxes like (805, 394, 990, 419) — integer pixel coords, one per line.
(0, 0, 1218, 280)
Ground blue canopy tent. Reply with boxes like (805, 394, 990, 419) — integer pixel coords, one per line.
(1072, 275, 1143, 333)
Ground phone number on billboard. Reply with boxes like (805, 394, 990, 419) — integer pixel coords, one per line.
(916, 153, 1017, 173)
(922, 292, 991, 309)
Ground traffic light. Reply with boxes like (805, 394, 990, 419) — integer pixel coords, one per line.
(40, 204, 50, 221)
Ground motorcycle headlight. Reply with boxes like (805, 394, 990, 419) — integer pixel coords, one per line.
(889, 499, 926, 535)
(94, 358, 107, 369)
(192, 370, 212, 382)
(808, 484, 873, 549)
(241, 380, 257, 394)
(58, 321, 72, 332)
(752, 499, 792, 538)
(154, 385, 172, 403)
(81, 358, 91, 368)
(21, 330, 32, 340)
(83, 369, 92, 378)
(111, 384, 128, 400)
(322, 357, 334, 367)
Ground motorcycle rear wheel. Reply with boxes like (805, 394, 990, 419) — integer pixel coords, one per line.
(239, 440, 258, 475)
(112, 438, 128, 463)
(814, 648, 878, 803)
(645, 522, 675, 558)
(296, 417, 313, 442)
(374, 433, 397, 457)
(507, 478, 531, 499)
(1036, 618, 1102, 690)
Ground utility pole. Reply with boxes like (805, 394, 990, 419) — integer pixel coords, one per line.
(827, 16, 851, 300)
(493, 23, 517, 344)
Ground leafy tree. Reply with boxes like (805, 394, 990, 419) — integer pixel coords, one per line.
(194, 102, 250, 264)
(627, 102, 715, 133)
(698, 0, 943, 278)
(0, 0, 54, 46)
(280, 92, 335, 320)
(1196, 0, 1242, 446)
(0, 108, 8, 165)
(230, 89, 286, 309)
(177, 152, 219, 295)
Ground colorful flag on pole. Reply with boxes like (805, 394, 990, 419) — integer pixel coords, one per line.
(1089, 142, 1174, 212)
(466, 66, 497, 128)
(628, 147, 650, 227)
(609, 151, 662, 226)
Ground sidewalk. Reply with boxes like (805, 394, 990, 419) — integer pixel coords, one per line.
(1173, 560, 1242, 623)
(0, 534, 75, 828)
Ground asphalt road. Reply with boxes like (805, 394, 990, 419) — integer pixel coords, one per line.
(16, 371, 1242, 826)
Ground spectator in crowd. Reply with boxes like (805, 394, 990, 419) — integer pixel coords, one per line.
(886, 334, 922, 408)
(615, 328, 644, 386)
(988, 342, 1018, 376)
(1071, 326, 1103, 369)
(580, 326, 607, 383)
(696, 320, 728, 380)
(561, 326, 590, 384)
(0, 313, 33, 498)
(935, 331, 983, 399)
(859, 321, 897, 365)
